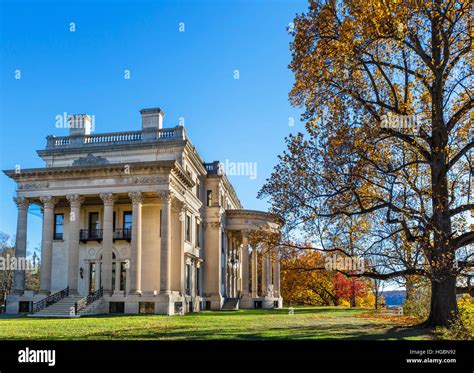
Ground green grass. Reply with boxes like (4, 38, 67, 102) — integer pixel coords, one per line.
(0, 307, 433, 340)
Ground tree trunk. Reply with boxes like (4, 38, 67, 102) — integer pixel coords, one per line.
(405, 275, 416, 303)
(349, 278, 356, 307)
(423, 274, 459, 328)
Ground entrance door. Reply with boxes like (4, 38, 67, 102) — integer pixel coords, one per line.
(89, 262, 96, 294)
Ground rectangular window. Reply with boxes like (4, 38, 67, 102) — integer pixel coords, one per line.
(206, 190, 212, 207)
(109, 302, 124, 314)
(120, 262, 126, 291)
(123, 211, 132, 230)
(196, 221, 201, 247)
(139, 302, 155, 314)
(53, 213, 64, 240)
(89, 212, 99, 232)
(113, 211, 116, 231)
(185, 215, 191, 242)
(196, 267, 201, 296)
(112, 262, 116, 292)
(185, 264, 191, 294)
(89, 262, 96, 294)
(19, 301, 30, 313)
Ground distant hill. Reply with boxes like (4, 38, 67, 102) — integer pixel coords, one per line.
(381, 290, 406, 307)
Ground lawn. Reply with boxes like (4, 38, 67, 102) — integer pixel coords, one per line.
(0, 307, 433, 340)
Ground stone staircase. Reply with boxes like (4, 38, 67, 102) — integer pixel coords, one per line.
(29, 287, 105, 317)
(222, 298, 240, 310)
(29, 295, 84, 318)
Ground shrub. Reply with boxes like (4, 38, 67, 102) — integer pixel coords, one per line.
(436, 295, 474, 340)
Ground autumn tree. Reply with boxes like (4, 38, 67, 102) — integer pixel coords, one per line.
(281, 250, 337, 305)
(0, 233, 14, 309)
(260, 0, 473, 327)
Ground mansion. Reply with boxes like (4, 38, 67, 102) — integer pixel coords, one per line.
(4, 108, 283, 316)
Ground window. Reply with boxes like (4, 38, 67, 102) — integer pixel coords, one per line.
(19, 301, 30, 313)
(139, 302, 155, 314)
(89, 262, 96, 294)
(185, 215, 191, 242)
(112, 262, 116, 292)
(113, 211, 116, 231)
(159, 209, 162, 237)
(196, 221, 201, 247)
(185, 264, 191, 294)
(109, 302, 125, 314)
(120, 262, 126, 291)
(123, 211, 132, 231)
(206, 190, 212, 207)
(53, 213, 64, 240)
(196, 267, 201, 296)
(89, 212, 99, 232)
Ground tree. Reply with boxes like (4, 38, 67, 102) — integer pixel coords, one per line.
(333, 272, 367, 306)
(260, 0, 472, 327)
(281, 249, 336, 305)
(0, 233, 14, 309)
(280, 249, 374, 306)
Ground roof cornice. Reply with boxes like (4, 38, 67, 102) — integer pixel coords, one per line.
(3, 160, 195, 188)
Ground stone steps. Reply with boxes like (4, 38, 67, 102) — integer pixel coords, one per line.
(29, 296, 85, 318)
(222, 298, 239, 310)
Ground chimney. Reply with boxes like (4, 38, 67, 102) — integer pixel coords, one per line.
(68, 114, 93, 136)
(140, 108, 164, 130)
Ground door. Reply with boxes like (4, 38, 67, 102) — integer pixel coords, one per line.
(89, 262, 96, 294)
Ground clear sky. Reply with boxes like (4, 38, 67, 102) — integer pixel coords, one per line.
(0, 0, 308, 253)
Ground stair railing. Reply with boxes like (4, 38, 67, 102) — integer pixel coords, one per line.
(31, 286, 69, 313)
(75, 287, 103, 314)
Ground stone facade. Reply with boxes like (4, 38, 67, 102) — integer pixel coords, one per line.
(4, 108, 283, 315)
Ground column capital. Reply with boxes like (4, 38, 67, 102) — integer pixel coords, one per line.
(100, 192, 118, 206)
(128, 191, 143, 205)
(39, 196, 58, 209)
(180, 201, 188, 212)
(66, 194, 84, 208)
(13, 197, 29, 210)
(158, 190, 173, 203)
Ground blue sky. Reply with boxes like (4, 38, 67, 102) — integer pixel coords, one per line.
(0, 0, 308, 252)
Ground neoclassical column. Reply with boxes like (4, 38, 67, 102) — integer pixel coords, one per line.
(179, 203, 187, 295)
(159, 191, 172, 294)
(273, 249, 281, 298)
(241, 231, 249, 296)
(100, 193, 117, 294)
(261, 247, 267, 297)
(12, 197, 29, 294)
(230, 266, 235, 298)
(226, 266, 231, 297)
(128, 192, 143, 294)
(251, 244, 258, 297)
(66, 194, 84, 293)
(267, 253, 273, 295)
(39, 196, 57, 293)
(191, 261, 196, 297)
